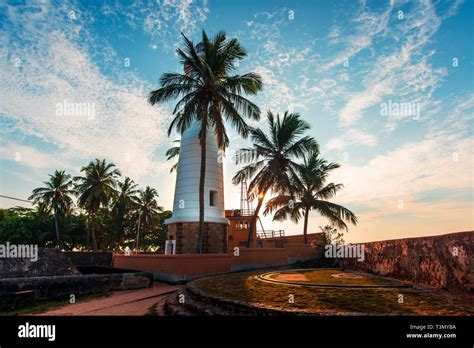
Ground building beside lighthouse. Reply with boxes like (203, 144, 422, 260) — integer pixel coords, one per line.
(165, 121, 228, 254)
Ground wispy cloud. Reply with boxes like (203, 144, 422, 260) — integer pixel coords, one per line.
(0, 1, 211, 178)
(331, 133, 472, 206)
(100, 0, 209, 50)
(319, 1, 394, 72)
(336, 0, 455, 128)
(326, 129, 377, 150)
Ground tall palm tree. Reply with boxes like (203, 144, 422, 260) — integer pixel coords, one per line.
(74, 159, 121, 250)
(149, 30, 263, 253)
(233, 111, 318, 247)
(111, 177, 139, 250)
(134, 186, 163, 250)
(264, 152, 357, 244)
(29, 170, 75, 244)
(165, 140, 180, 173)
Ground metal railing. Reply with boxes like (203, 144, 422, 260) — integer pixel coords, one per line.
(229, 209, 255, 217)
(256, 230, 285, 239)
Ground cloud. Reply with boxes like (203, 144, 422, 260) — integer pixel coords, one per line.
(317, 130, 473, 241)
(426, 93, 474, 137)
(336, 0, 454, 128)
(339, 82, 391, 126)
(327, 25, 341, 40)
(100, 0, 209, 50)
(233, 8, 323, 113)
(326, 129, 377, 150)
(330, 133, 472, 207)
(319, 1, 394, 71)
(0, 143, 71, 172)
(253, 66, 301, 113)
(0, 1, 183, 179)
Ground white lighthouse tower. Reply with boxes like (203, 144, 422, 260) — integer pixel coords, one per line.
(165, 121, 228, 254)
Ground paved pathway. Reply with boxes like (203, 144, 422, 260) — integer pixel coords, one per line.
(34, 283, 178, 316)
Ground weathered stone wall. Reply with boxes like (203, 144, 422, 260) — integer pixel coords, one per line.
(337, 231, 473, 293)
(167, 222, 227, 254)
(0, 272, 152, 310)
(63, 251, 113, 266)
(0, 248, 80, 279)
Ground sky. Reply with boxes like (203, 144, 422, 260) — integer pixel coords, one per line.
(0, 0, 472, 243)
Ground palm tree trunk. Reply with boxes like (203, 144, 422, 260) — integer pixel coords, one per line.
(248, 195, 264, 248)
(303, 208, 309, 244)
(86, 211, 91, 247)
(198, 104, 208, 254)
(91, 212, 98, 250)
(54, 212, 60, 244)
(91, 224, 98, 250)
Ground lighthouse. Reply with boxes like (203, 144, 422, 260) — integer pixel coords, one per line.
(165, 121, 228, 254)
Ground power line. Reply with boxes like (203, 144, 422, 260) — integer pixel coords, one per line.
(0, 195, 32, 204)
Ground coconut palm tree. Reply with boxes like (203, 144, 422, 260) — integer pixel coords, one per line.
(149, 30, 263, 253)
(134, 186, 163, 251)
(29, 170, 75, 244)
(110, 177, 139, 250)
(264, 152, 357, 244)
(113, 177, 139, 211)
(74, 159, 121, 250)
(233, 110, 319, 247)
(165, 140, 180, 173)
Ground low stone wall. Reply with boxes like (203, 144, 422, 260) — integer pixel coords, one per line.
(0, 248, 80, 279)
(185, 281, 315, 316)
(337, 231, 473, 293)
(63, 251, 113, 267)
(0, 272, 152, 310)
(230, 248, 289, 272)
(114, 254, 232, 282)
(113, 244, 320, 282)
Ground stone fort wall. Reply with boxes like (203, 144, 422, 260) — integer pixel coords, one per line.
(337, 231, 473, 293)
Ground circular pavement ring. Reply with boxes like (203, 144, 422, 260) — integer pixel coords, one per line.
(256, 269, 412, 289)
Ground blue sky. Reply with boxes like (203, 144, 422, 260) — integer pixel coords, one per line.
(0, 0, 472, 242)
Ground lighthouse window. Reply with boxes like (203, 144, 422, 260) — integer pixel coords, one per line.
(210, 190, 217, 206)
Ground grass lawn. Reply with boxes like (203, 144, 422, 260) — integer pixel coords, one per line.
(267, 269, 408, 287)
(193, 269, 474, 315)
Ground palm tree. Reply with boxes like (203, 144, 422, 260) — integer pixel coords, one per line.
(111, 177, 139, 250)
(233, 111, 318, 247)
(264, 152, 357, 244)
(113, 177, 139, 210)
(29, 170, 75, 244)
(149, 30, 263, 253)
(134, 186, 163, 251)
(165, 140, 180, 173)
(74, 159, 121, 250)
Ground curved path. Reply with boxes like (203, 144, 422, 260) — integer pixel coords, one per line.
(33, 283, 178, 316)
